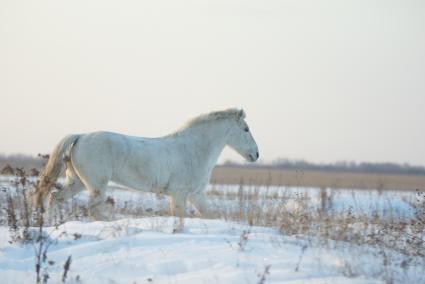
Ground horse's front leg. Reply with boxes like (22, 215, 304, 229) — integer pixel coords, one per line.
(169, 192, 188, 233)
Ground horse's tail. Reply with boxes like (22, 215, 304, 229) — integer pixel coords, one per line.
(33, 134, 80, 209)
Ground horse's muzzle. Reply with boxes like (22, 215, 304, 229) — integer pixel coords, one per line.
(248, 151, 259, 162)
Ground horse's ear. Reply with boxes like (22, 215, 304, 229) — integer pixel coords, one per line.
(237, 109, 246, 120)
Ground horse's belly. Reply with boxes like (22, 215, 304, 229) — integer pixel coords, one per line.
(111, 164, 168, 193)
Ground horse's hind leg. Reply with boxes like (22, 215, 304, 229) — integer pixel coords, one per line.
(80, 179, 108, 221)
(47, 168, 84, 222)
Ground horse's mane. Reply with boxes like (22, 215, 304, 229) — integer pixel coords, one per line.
(180, 108, 245, 130)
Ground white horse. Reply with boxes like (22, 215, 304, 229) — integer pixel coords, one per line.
(33, 108, 259, 230)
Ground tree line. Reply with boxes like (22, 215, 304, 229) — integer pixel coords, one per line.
(223, 158, 425, 176)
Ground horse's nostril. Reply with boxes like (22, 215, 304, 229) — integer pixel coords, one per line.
(256, 151, 259, 159)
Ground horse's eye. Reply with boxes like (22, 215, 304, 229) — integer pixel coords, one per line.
(244, 127, 249, 132)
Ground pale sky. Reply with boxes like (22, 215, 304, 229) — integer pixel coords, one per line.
(1, 0, 424, 165)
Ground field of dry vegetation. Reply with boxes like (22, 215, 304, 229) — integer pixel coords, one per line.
(212, 166, 425, 191)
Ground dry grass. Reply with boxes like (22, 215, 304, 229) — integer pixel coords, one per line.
(206, 184, 425, 283)
(211, 166, 425, 191)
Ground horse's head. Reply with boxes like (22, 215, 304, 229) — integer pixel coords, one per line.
(226, 109, 259, 162)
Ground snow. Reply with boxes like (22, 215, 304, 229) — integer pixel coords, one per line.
(0, 217, 382, 284)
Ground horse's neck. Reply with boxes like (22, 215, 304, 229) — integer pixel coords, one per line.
(179, 121, 228, 168)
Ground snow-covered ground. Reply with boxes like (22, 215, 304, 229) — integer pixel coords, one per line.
(0, 176, 424, 283)
(0, 217, 387, 284)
